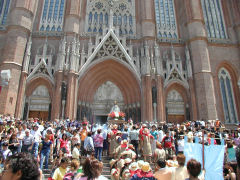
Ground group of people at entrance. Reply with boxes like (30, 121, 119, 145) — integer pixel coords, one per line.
(0, 114, 239, 180)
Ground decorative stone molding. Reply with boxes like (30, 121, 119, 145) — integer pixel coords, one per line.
(162, 46, 189, 89)
(27, 38, 55, 85)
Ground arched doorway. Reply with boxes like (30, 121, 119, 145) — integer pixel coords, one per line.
(166, 90, 185, 123)
(77, 59, 141, 123)
(25, 85, 51, 121)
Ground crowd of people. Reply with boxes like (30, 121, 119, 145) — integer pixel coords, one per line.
(0, 114, 239, 180)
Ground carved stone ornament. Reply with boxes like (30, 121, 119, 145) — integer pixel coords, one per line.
(95, 35, 127, 62)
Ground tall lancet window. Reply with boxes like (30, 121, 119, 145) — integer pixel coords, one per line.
(154, 0, 178, 39)
(218, 68, 238, 123)
(0, 0, 11, 26)
(201, 0, 227, 39)
(39, 0, 66, 31)
(86, 0, 136, 36)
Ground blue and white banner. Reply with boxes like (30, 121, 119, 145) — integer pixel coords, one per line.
(184, 142, 203, 167)
(204, 144, 225, 180)
(184, 138, 225, 180)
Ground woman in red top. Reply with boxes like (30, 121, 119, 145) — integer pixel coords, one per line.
(58, 133, 69, 154)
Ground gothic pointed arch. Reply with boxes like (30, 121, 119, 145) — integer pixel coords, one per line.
(78, 29, 140, 81)
(25, 77, 54, 100)
(165, 82, 189, 123)
(78, 59, 140, 105)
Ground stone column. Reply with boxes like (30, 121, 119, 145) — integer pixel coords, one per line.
(15, 35, 32, 118)
(15, 72, 28, 118)
(153, 103, 157, 122)
(231, 0, 240, 44)
(63, 0, 80, 119)
(188, 79, 198, 120)
(64, 0, 81, 34)
(0, 0, 37, 116)
(65, 73, 77, 120)
(156, 75, 165, 122)
(141, 75, 153, 122)
(52, 72, 63, 120)
(73, 78, 78, 120)
(62, 100, 66, 119)
(186, 0, 217, 120)
(140, 0, 156, 37)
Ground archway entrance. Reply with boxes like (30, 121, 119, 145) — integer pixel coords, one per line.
(166, 90, 185, 124)
(77, 60, 141, 122)
(27, 85, 51, 121)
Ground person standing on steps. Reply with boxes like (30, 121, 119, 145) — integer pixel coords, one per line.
(94, 129, 104, 161)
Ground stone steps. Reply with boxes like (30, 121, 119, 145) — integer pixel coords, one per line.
(42, 156, 112, 180)
(42, 156, 156, 180)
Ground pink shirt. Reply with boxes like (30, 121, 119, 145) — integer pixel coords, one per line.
(93, 134, 104, 147)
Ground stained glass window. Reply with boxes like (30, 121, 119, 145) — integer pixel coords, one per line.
(219, 68, 238, 123)
(201, 0, 227, 39)
(86, 0, 136, 36)
(39, 0, 66, 31)
(0, 0, 11, 26)
(154, 0, 178, 39)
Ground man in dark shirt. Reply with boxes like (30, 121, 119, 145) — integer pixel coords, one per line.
(162, 132, 174, 159)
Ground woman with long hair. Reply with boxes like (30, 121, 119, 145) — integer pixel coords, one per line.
(58, 133, 69, 155)
(75, 157, 108, 180)
(8, 133, 20, 154)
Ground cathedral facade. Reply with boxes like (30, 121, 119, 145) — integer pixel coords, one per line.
(0, 0, 239, 125)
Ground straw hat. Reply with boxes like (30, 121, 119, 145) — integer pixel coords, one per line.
(141, 162, 151, 172)
(113, 124, 118, 129)
(128, 144, 135, 150)
(117, 159, 125, 169)
(124, 158, 132, 164)
(129, 162, 139, 172)
(137, 160, 144, 169)
(110, 159, 118, 168)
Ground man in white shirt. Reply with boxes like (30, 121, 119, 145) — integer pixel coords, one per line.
(31, 125, 42, 158)
(158, 127, 164, 142)
(129, 125, 139, 158)
(72, 143, 80, 160)
(22, 130, 34, 153)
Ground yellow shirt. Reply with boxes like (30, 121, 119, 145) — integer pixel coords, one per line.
(52, 167, 67, 180)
